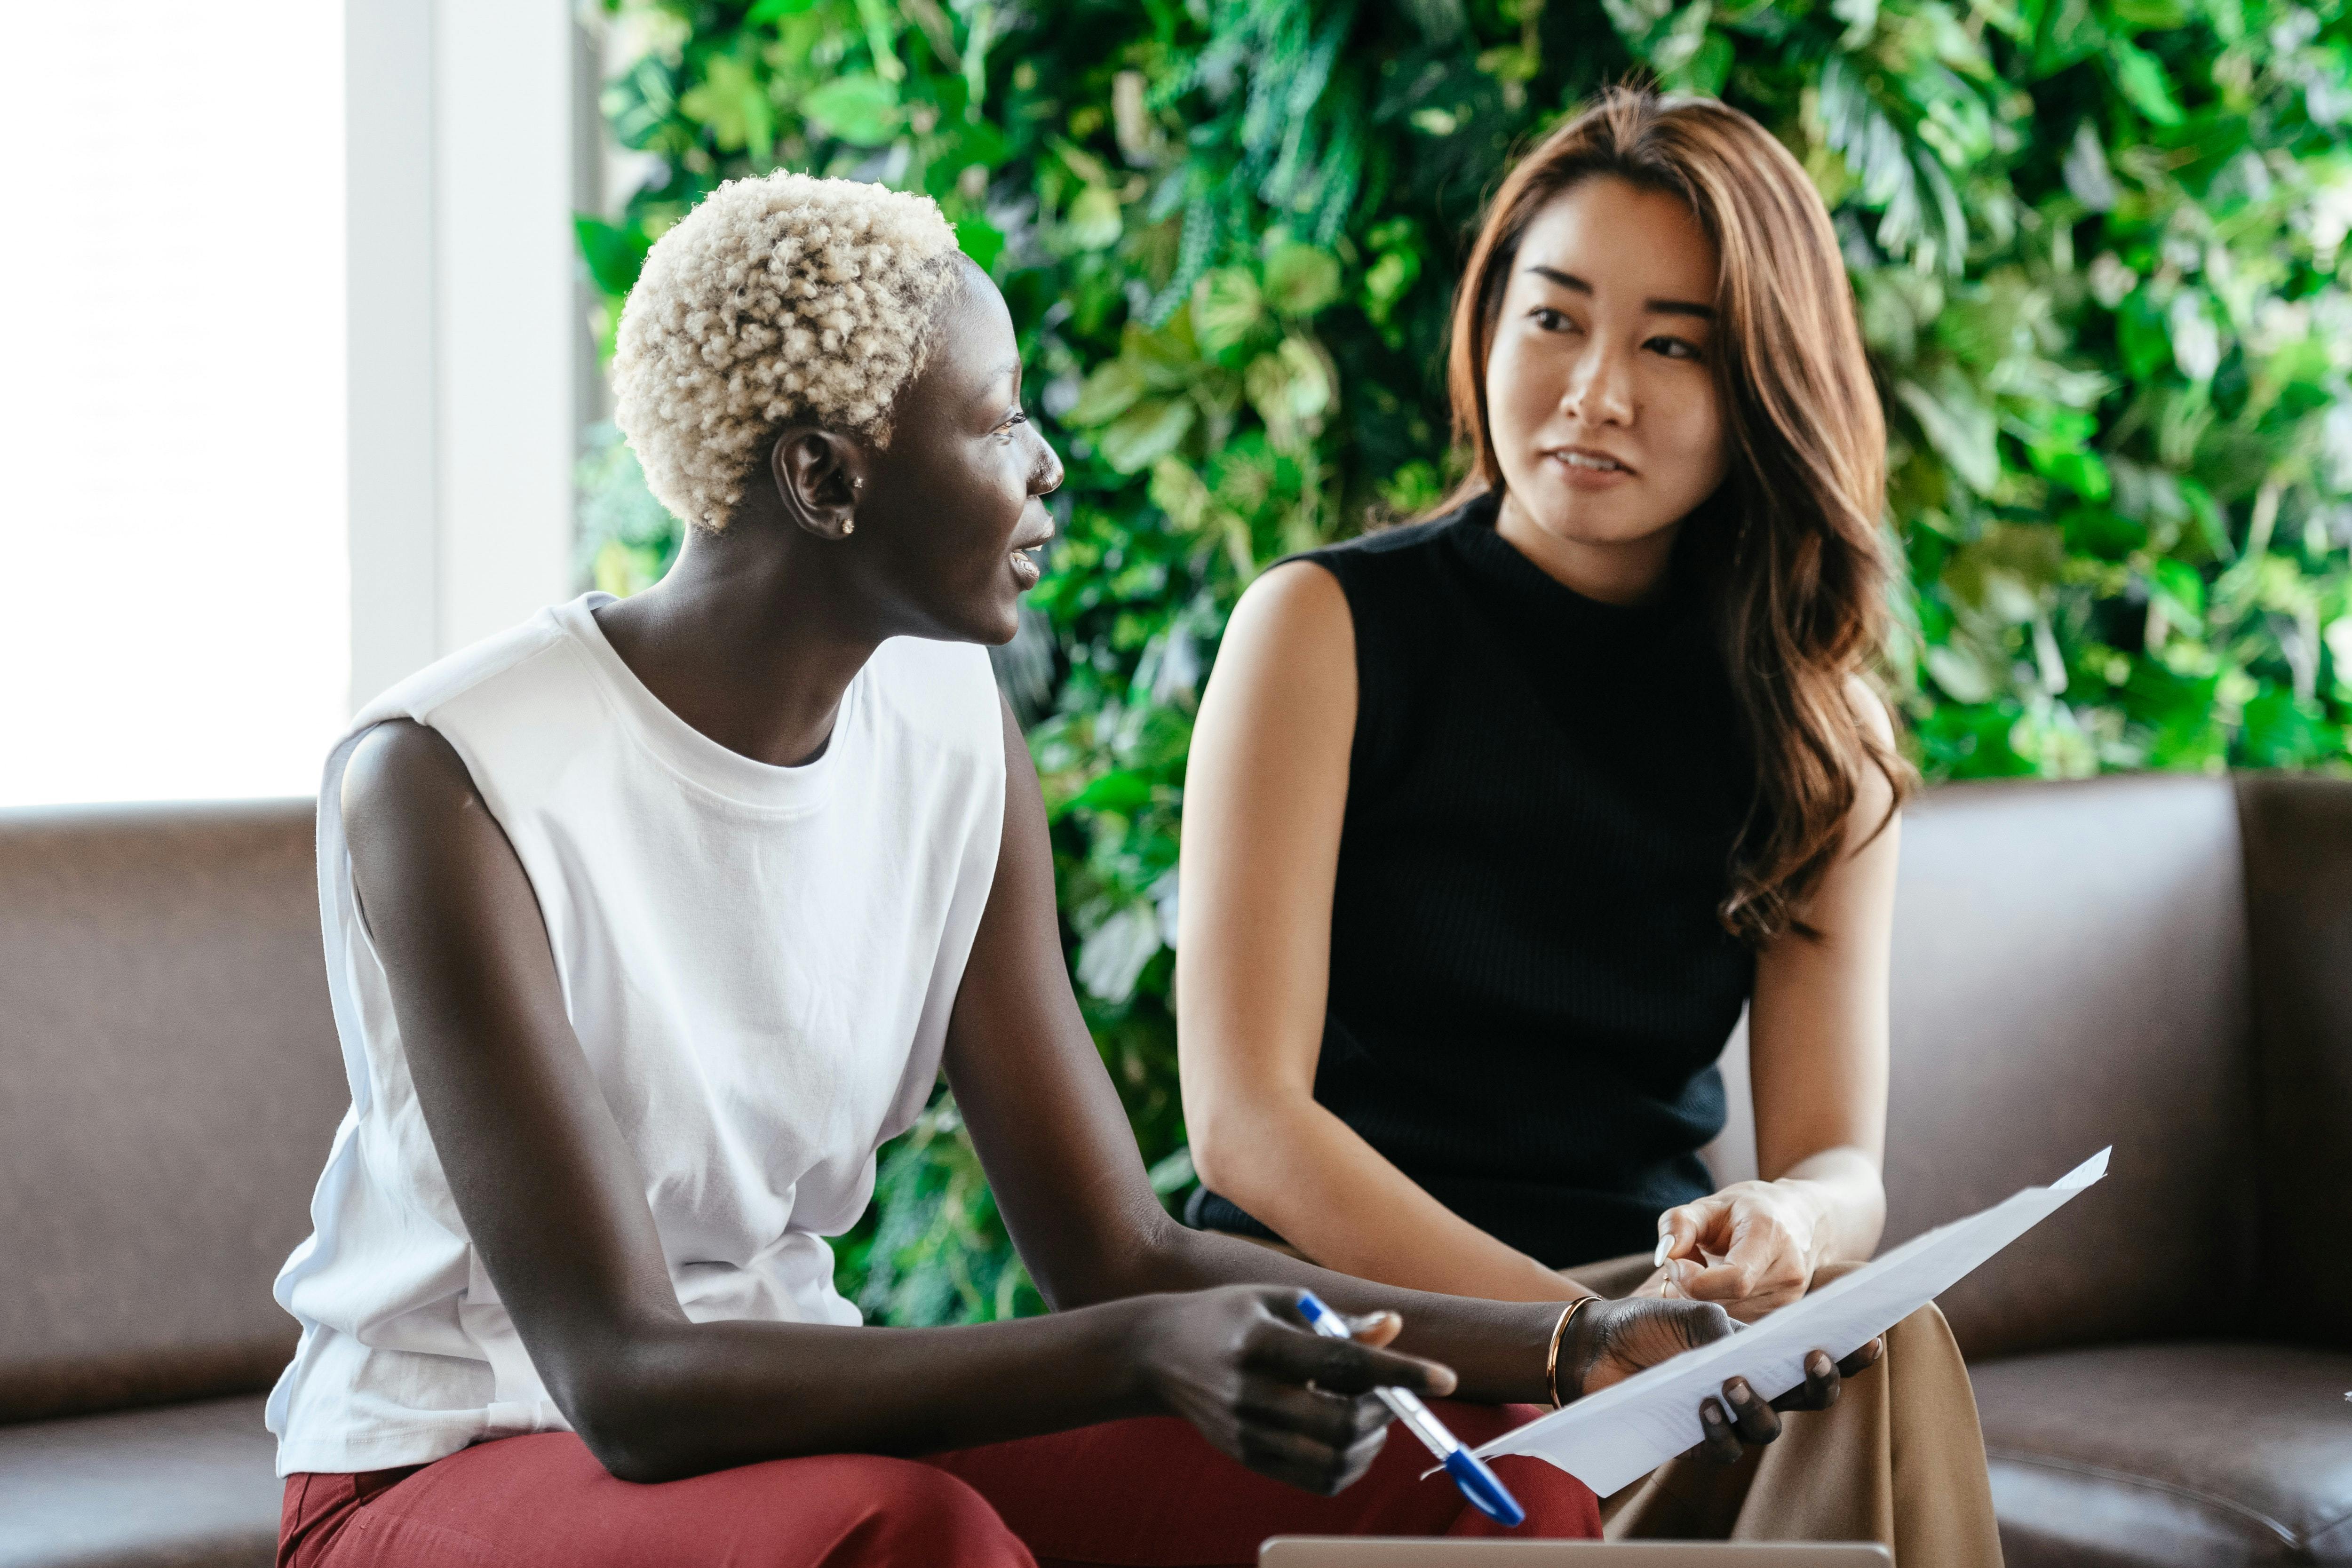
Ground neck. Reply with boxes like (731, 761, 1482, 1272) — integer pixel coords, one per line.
(592, 522, 882, 768)
(1493, 491, 1679, 607)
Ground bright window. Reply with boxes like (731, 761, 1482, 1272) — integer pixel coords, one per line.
(0, 3, 348, 807)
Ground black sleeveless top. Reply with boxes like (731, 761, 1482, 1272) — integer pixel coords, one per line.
(1188, 495, 1758, 1268)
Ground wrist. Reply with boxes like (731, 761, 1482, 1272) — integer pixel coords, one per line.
(1102, 1294, 1172, 1419)
(1534, 1296, 1599, 1405)
(1767, 1176, 1833, 1271)
(1562, 1295, 1613, 1402)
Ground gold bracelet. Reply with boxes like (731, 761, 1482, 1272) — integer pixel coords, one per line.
(1546, 1295, 1599, 1409)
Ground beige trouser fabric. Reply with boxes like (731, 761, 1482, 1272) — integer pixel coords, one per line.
(1216, 1234, 2002, 1563)
(1573, 1252, 2004, 1566)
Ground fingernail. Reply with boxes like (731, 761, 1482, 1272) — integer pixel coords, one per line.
(1653, 1235, 1672, 1267)
(1726, 1382, 1749, 1407)
(1702, 1400, 1726, 1425)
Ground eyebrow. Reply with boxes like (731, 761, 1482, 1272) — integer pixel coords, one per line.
(1523, 264, 1715, 321)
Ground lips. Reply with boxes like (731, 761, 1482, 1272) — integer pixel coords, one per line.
(1009, 503, 1056, 583)
(1008, 519, 1052, 589)
(1545, 445, 1635, 474)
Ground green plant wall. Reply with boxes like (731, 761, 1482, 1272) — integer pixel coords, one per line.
(578, 0, 2352, 1322)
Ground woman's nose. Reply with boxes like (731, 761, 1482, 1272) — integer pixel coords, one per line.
(1565, 343, 1635, 426)
(1033, 439, 1065, 496)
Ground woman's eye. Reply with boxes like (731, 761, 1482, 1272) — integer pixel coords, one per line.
(1648, 336, 1703, 361)
(1531, 307, 1576, 332)
(997, 409, 1029, 439)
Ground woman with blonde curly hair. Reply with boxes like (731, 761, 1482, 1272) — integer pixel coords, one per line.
(1177, 89, 2005, 1557)
(261, 171, 1848, 1568)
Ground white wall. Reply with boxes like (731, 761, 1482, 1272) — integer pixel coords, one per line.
(348, 0, 593, 708)
(0, 4, 351, 807)
(0, 2, 593, 807)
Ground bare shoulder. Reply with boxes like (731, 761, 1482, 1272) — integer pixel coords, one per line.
(1218, 559, 1353, 677)
(1192, 560, 1355, 787)
(341, 719, 481, 828)
(1842, 674, 1898, 751)
(1840, 675, 1902, 840)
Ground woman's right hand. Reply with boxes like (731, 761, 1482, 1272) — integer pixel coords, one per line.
(1130, 1285, 1457, 1496)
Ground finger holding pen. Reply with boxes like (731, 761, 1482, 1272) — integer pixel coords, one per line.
(1135, 1283, 1456, 1498)
(1293, 1291, 1526, 1526)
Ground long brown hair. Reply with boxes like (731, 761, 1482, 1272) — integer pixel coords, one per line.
(1439, 87, 1912, 944)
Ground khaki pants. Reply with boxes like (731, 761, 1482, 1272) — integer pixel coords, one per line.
(1218, 1234, 2004, 1564)
(1573, 1252, 2004, 1566)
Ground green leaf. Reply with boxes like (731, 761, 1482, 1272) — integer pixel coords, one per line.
(1244, 338, 1335, 434)
(1066, 359, 1147, 427)
(1363, 247, 1421, 326)
(1193, 268, 1267, 355)
(1146, 1146, 1197, 1199)
(1074, 902, 1162, 1004)
(801, 72, 902, 145)
(2060, 506, 2149, 561)
(1924, 639, 2002, 703)
(2110, 42, 2185, 125)
(1263, 243, 1343, 318)
(573, 215, 651, 300)
(2107, 0, 2188, 29)
(954, 217, 1004, 273)
(680, 52, 778, 161)
(1896, 374, 2001, 494)
(2028, 443, 2113, 502)
(1063, 769, 1155, 816)
(2060, 120, 2119, 210)
(2151, 557, 2206, 629)
(2240, 686, 2335, 766)
(1946, 525, 2064, 621)
(1097, 397, 1197, 473)
(1067, 186, 1123, 251)
(1147, 456, 1218, 530)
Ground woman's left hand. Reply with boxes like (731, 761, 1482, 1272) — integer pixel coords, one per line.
(1638, 1178, 1828, 1321)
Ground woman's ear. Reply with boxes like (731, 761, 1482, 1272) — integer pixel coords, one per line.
(768, 428, 870, 541)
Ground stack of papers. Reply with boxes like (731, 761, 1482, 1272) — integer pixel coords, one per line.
(1473, 1148, 2111, 1497)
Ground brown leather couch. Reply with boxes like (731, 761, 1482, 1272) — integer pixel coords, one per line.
(2, 777, 2348, 1566)
(1, 802, 343, 1568)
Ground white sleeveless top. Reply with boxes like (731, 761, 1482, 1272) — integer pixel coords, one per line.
(266, 594, 1006, 1477)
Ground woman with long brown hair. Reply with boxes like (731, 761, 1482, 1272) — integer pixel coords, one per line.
(1176, 89, 2004, 1555)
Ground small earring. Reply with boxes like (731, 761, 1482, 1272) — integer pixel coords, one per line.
(842, 519, 856, 536)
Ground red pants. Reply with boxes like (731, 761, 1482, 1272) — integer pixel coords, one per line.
(279, 1405, 1596, 1567)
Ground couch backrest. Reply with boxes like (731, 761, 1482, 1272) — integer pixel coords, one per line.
(2236, 776, 2352, 1349)
(1707, 775, 2264, 1361)
(1879, 775, 2261, 1360)
(0, 800, 344, 1423)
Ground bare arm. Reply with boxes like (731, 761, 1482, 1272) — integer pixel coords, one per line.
(1174, 563, 1583, 1305)
(341, 717, 1456, 1489)
(956, 691, 1794, 1433)
(1651, 679, 1899, 1317)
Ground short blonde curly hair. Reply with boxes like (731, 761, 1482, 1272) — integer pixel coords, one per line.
(612, 173, 963, 531)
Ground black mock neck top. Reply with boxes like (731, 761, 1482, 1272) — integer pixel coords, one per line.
(1188, 493, 1758, 1268)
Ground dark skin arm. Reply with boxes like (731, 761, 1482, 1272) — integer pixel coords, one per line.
(347, 713, 1468, 1489)
(343, 702, 1788, 1488)
(947, 702, 1862, 1456)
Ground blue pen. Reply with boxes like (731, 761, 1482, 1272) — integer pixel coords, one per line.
(1292, 1290, 1526, 1528)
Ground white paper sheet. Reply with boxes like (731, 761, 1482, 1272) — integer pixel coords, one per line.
(1474, 1148, 2111, 1498)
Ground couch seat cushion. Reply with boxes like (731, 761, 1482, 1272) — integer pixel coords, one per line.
(0, 1394, 278, 1568)
(1973, 1343, 2352, 1567)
